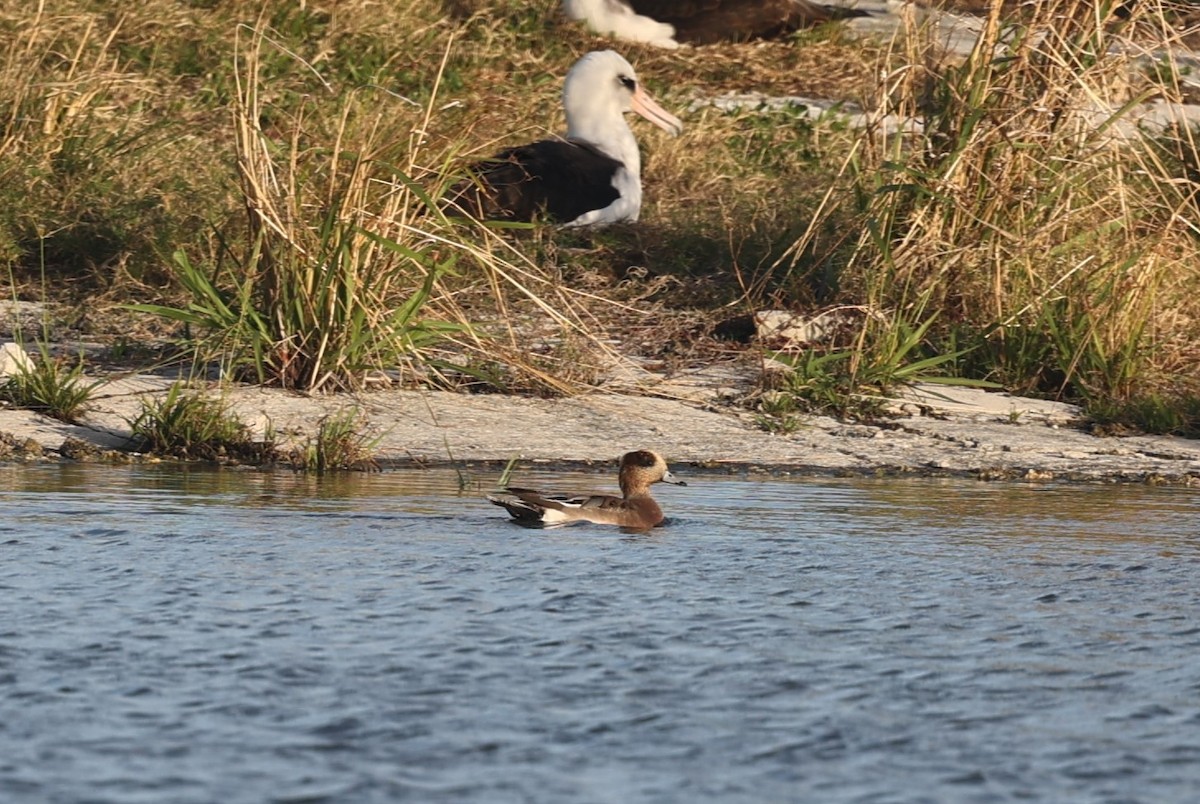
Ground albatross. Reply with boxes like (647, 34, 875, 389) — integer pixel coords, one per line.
(563, 0, 870, 48)
(444, 50, 682, 227)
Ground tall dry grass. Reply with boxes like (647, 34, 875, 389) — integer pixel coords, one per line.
(778, 0, 1200, 421)
(0, 3, 198, 291)
(2, 0, 1198, 428)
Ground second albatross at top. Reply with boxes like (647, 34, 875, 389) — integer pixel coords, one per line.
(445, 50, 682, 227)
(563, 0, 870, 48)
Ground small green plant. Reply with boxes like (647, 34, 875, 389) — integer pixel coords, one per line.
(129, 382, 275, 463)
(0, 343, 99, 423)
(766, 347, 883, 420)
(753, 401, 806, 434)
(287, 408, 380, 473)
(764, 348, 856, 417)
(764, 306, 998, 421)
(125, 28, 466, 393)
(1088, 393, 1200, 438)
(495, 456, 520, 488)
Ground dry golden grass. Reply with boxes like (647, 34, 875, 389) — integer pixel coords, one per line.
(1, 0, 1198, 426)
(792, 0, 1200, 410)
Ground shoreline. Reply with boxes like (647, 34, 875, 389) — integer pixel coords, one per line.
(3, 370, 1198, 484)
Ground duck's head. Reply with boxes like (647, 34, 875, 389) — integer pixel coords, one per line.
(619, 449, 686, 496)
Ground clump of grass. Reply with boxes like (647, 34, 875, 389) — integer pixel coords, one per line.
(0, 343, 99, 422)
(761, 349, 875, 421)
(287, 408, 380, 473)
(760, 300, 997, 422)
(129, 381, 275, 463)
(1088, 393, 1200, 438)
(776, 0, 1200, 417)
(753, 391, 808, 434)
(126, 28, 467, 393)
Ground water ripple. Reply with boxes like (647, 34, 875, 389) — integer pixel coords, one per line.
(1, 466, 1198, 803)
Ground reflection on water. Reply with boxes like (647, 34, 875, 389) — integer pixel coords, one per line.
(1, 463, 1198, 803)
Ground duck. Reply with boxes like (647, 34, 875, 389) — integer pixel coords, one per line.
(562, 0, 870, 48)
(488, 449, 687, 529)
(443, 50, 682, 227)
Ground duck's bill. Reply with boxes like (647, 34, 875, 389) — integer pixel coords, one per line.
(661, 470, 687, 486)
(632, 85, 683, 136)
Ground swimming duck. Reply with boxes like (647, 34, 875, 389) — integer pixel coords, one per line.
(443, 50, 682, 227)
(488, 449, 687, 529)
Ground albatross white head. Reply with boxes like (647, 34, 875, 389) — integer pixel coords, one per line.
(560, 50, 682, 225)
(559, 49, 676, 170)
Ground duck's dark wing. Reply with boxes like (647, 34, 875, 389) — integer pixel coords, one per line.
(444, 139, 622, 223)
(627, 0, 868, 44)
(502, 487, 625, 511)
(488, 486, 626, 526)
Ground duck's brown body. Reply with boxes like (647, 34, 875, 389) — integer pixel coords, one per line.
(488, 450, 685, 529)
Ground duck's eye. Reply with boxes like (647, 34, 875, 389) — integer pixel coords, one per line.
(619, 76, 636, 91)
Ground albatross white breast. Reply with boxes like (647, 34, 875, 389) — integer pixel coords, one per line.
(444, 50, 682, 227)
(563, 0, 870, 48)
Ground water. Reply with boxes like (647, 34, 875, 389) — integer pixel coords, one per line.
(1, 463, 1198, 803)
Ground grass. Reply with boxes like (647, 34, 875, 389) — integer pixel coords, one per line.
(0, 342, 99, 422)
(128, 382, 275, 463)
(768, 0, 1200, 431)
(287, 408, 381, 473)
(119, 27, 472, 393)
(130, 385, 381, 469)
(1087, 391, 1200, 438)
(760, 300, 999, 423)
(2, 0, 1199, 444)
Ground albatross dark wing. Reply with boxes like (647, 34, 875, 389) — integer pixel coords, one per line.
(627, 0, 868, 44)
(444, 139, 623, 224)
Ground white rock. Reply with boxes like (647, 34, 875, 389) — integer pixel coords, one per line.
(0, 342, 32, 380)
(755, 309, 861, 348)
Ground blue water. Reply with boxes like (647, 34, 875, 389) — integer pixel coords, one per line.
(1, 463, 1198, 803)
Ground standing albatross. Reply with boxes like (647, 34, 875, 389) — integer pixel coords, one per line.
(444, 50, 682, 227)
(563, 0, 870, 48)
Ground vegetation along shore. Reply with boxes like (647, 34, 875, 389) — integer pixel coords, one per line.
(2, 1, 1199, 477)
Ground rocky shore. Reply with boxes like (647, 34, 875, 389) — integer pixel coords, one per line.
(2, 357, 1198, 484)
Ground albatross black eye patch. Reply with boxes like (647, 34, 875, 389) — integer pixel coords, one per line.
(619, 76, 636, 90)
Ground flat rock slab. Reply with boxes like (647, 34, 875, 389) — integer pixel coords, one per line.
(1, 374, 1198, 483)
